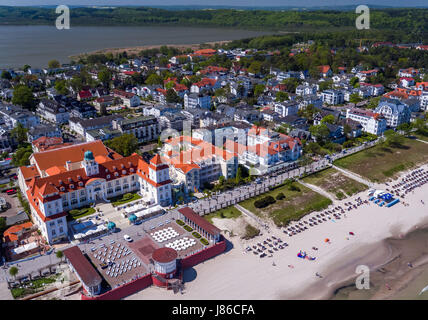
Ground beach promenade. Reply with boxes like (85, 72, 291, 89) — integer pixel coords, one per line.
(125, 164, 428, 300)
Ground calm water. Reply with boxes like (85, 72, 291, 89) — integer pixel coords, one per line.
(0, 25, 271, 69)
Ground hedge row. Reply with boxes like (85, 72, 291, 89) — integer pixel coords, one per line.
(254, 196, 276, 209)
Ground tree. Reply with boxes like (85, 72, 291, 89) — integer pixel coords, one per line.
(219, 175, 225, 186)
(145, 73, 163, 85)
(321, 114, 335, 124)
(318, 80, 333, 91)
(349, 93, 362, 104)
(98, 69, 112, 86)
(12, 144, 32, 166)
(22, 65, 31, 72)
(309, 124, 330, 143)
(105, 133, 139, 157)
(253, 84, 265, 97)
(56, 250, 64, 262)
(1, 70, 12, 80)
(396, 123, 412, 136)
(0, 217, 6, 234)
(235, 166, 243, 185)
(10, 123, 29, 146)
(350, 77, 359, 88)
(275, 91, 289, 102)
(48, 59, 60, 69)
(383, 129, 405, 148)
(54, 80, 68, 95)
(165, 89, 180, 103)
(12, 85, 36, 110)
(9, 266, 18, 280)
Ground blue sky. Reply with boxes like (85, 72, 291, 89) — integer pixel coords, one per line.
(2, 0, 427, 7)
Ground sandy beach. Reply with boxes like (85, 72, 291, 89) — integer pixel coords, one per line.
(125, 164, 428, 300)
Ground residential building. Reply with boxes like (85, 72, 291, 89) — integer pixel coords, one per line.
(321, 90, 344, 105)
(374, 98, 411, 128)
(37, 99, 69, 124)
(184, 93, 212, 110)
(346, 108, 387, 135)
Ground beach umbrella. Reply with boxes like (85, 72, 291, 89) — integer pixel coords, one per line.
(349, 232, 355, 236)
(324, 238, 330, 243)
(107, 222, 116, 230)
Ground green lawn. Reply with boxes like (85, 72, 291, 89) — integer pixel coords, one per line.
(203, 206, 242, 224)
(10, 275, 58, 299)
(110, 193, 142, 207)
(239, 181, 332, 227)
(334, 139, 428, 182)
(302, 167, 368, 200)
(68, 207, 96, 220)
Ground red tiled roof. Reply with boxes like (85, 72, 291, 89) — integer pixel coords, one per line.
(152, 247, 177, 263)
(78, 90, 92, 99)
(3, 222, 33, 242)
(32, 140, 121, 173)
(178, 207, 221, 236)
(318, 65, 331, 74)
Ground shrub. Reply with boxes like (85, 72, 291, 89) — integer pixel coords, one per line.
(192, 231, 201, 239)
(288, 183, 301, 192)
(241, 224, 260, 240)
(276, 192, 285, 200)
(183, 225, 193, 232)
(200, 238, 209, 246)
(254, 196, 276, 208)
(176, 219, 185, 226)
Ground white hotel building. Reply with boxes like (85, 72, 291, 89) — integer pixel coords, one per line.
(346, 108, 387, 136)
(17, 140, 172, 244)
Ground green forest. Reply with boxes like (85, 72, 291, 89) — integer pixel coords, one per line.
(0, 6, 426, 36)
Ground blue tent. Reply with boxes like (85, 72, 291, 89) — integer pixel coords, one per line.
(107, 221, 116, 230)
(128, 214, 137, 222)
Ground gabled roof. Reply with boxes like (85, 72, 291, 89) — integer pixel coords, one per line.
(178, 207, 221, 236)
(63, 246, 102, 288)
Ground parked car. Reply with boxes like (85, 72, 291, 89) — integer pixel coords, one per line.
(123, 234, 133, 242)
(6, 188, 16, 195)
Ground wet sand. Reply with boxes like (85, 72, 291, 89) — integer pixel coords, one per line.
(331, 226, 428, 300)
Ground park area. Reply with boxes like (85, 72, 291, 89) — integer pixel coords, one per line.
(302, 167, 368, 200)
(239, 181, 332, 227)
(333, 138, 428, 183)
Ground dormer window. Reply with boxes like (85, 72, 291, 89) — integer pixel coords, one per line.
(78, 182, 83, 187)
(122, 170, 126, 174)
(60, 186, 65, 192)
(130, 168, 134, 173)
(114, 172, 119, 177)
(121, 164, 125, 169)
(113, 166, 116, 171)
(59, 180, 63, 185)
(105, 169, 109, 173)
(77, 175, 82, 181)
(70, 184, 74, 189)
(68, 178, 72, 183)
(107, 174, 111, 179)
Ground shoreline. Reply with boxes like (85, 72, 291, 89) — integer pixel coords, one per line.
(69, 40, 233, 60)
(122, 163, 428, 300)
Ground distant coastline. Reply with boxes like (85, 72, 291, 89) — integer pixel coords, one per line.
(69, 40, 233, 61)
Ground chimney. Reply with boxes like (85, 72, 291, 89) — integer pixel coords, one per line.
(65, 160, 72, 171)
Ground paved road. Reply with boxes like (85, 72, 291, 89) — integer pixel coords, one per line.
(298, 179, 336, 202)
(331, 165, 376, 188)
(234, 204, 266, 228)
